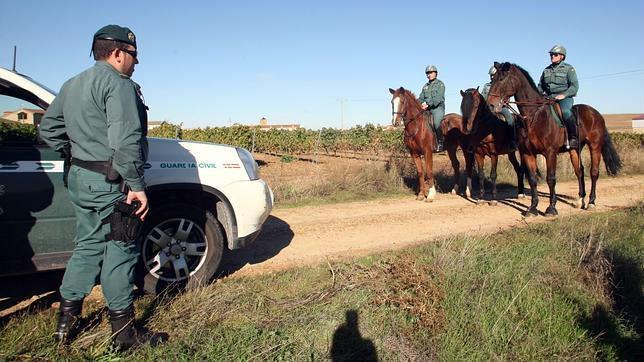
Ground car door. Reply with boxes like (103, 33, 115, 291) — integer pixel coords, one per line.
(0, 70, 76, 276)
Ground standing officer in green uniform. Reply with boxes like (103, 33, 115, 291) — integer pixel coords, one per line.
(418, 65, 446, 152)
(40, 25, 164, 349)
(538, 44, 580, 149)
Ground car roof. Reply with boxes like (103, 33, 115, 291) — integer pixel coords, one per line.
(0, 67, 56, 108)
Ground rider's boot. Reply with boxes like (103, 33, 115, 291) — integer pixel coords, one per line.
(434, 127, 445, 153)
(565, 114, 579, 149)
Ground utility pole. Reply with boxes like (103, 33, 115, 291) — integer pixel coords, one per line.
(337, 97, 347, 129)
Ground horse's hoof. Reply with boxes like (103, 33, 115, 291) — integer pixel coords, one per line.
(545, 207, 558, 217)
(523, 209, 538, 217)
(587, 203, 596, 210)
(517, 193, 526, 199)
(416, 194, 425, 201)
(489, 200, 498, 206)
(425, 197, 434, 203)
(451, 189, 457, 195)
(575, 198, 584, 209)
(476, 199, 485, 206)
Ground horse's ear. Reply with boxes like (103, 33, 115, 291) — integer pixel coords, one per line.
(494, 61, 501, 68)
(501, 62, 511, 71)
(389, 88, 395, 94)
(460, 90, 465, 96)
(398, 86, 405, 92)
(474, 86, 479, 93)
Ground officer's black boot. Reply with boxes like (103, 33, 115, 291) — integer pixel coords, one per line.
(434, 127, 444, 153)
(54, 298, 83, 344)
(565, 115, 579, 149)
(109, 305, 168, 350)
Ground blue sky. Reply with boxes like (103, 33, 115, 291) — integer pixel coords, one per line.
(2, 0, 643, 129)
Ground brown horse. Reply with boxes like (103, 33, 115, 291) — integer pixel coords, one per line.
(460, 87, 525, 204)
(486, 62, 622, 216)
(440, 112, 472, 197)
(390, 87, 461, 201)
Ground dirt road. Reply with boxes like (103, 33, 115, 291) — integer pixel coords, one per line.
(231, 175, 643, 276)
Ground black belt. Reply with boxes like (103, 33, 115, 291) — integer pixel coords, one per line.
(71, 158, 110, 175)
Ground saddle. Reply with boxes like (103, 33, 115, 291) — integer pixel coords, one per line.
(423, 111, 438, 147)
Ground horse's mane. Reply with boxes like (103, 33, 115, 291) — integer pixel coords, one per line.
(401, 88, 423, 110)
(507, 63, 540, 93)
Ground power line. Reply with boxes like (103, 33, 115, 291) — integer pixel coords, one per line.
(580, 69, 644, 80)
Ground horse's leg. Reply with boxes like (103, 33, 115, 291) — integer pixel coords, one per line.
(588, 144, 601, 208)
(568, 147, 586, 209)
(447, 141, 460, 195)
(425, 149, 436, 202)
(465, 151, 473, 198)
(544, 151, 559, 216)
(508, 151, 525, 198)
(489, 154, 498, 206)
(522, 153, 539, 216)
(474, 152, 486, 204)
(412, 154, 425, 201)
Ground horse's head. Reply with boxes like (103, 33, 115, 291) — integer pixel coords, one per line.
(389, 87, 407, 127)
(459, 87, 483, 134)
(487, 62, 517, 113)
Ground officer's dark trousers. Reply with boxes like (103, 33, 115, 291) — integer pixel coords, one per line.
(429, 107, 445, 131)
(60, 165, 139, 310)
(558, 97, 574, 122)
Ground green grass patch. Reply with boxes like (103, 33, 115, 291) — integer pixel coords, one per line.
(1, 204, 642, 360)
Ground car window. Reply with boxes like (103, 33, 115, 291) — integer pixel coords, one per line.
(0, 94, 44, 147)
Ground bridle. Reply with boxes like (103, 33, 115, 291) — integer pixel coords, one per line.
(392, 93, 423, 138)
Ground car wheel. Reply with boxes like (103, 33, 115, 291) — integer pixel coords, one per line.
(138, 203, 224, 294)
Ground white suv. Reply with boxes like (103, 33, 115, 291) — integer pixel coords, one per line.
(0, 67, 273, 293)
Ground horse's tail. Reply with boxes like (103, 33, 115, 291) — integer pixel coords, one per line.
(601, 132, 622, 176)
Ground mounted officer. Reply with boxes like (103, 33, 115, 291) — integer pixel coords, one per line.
(418, 65, 446, 152)
(40, 24, 166, 349)
(538, 44, 579, 149)
(482, 65, 517, 149)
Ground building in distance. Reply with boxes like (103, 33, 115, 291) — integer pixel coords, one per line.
(256, 117, 300, 131)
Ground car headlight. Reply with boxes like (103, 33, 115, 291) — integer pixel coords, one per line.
(236, 147, 259, 180)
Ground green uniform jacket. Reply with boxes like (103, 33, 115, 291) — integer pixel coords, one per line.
(40, 61, 149, 191)
(538, 61, 578, 98)
(418, 79, 445, 109)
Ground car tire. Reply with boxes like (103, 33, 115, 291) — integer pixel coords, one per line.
(138, 202, 224, 294)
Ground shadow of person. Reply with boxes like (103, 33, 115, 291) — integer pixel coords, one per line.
(217, 215, 293, 277)
(330, 310, 378, 362)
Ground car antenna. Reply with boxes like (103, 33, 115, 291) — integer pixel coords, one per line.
(12, 46, 17, 72)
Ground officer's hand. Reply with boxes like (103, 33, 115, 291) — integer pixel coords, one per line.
(126, 190, 149, 221)
(554, 94, 565, 100)
(421, 102, 428, 110)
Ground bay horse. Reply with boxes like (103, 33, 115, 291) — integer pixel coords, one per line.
(440, 113, 472, 197)
(389, 87, 462, 201)
(486, 62, 622, 216)
(460, 87, 525, 204)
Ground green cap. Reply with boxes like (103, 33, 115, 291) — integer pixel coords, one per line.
(93, 24, 137, 48)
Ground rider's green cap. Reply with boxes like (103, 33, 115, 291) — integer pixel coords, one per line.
(93, 24, 137, 48)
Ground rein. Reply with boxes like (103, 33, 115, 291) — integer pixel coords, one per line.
(394, 94, 424, 139)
